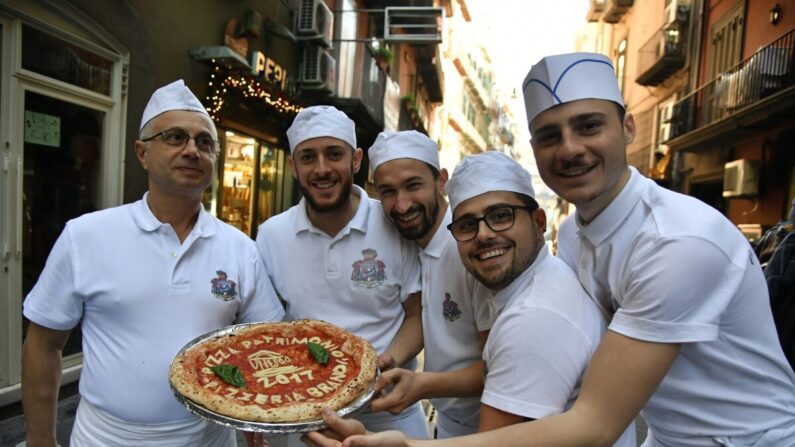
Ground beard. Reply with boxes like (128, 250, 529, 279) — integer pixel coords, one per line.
(468, 237, 539, 291)
(299, 178, 353, 214)
(389, 196, 440, 241)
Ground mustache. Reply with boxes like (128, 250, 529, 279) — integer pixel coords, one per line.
(559, 160, 593, 170)
(471, 240, 509, 252)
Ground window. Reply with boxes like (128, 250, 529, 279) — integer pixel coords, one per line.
(616, 38, 627, 94)
(709, 4, 744, 80)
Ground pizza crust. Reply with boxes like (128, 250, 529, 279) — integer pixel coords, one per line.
(169, 320, 378, 423)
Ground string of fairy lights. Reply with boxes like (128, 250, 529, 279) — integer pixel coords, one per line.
(205, 61, 302, 121)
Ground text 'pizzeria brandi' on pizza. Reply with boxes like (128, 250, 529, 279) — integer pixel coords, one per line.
(169, 320, 378, 423)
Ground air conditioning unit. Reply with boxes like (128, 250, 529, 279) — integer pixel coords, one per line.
(299, 45, 336, 94)
(296, 0, 334, 48)
(664, 0, 690, 24)
(723, 159, 759, 198)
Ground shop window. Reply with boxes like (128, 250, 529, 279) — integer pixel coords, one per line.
(211, 130, 290, 237)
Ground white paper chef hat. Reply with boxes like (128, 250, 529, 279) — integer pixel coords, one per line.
(286, 105, 357, 153)
(446, 151, 536, 211)
(140, 79, 209, 131)
(522, 52, 624, 127)
(368, 130, 440, 174)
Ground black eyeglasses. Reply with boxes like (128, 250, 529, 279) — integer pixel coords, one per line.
(141, 128, 218, 156)
(447, 205, 536, 242)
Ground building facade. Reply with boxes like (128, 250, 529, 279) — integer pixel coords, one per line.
(0, 0, 445, 416)
(575, 0, 794, 239)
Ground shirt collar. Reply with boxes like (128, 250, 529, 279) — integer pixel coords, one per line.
(421, 206, 453, 258)
(294, 184, 370, 236)
(576, 166, 644, 247)
(131, 191, 215, 238)
(490, 244, 551, 316)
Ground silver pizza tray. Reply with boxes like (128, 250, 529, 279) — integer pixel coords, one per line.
(169, 322, 379, 434)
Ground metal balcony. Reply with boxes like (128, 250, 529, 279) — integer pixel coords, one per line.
(330, 42, 386, 131)
(666, 29, 795, 152)
(603, 0, 633, 23)
(586, 0, 606, 22)
(636, 14, 688, 86)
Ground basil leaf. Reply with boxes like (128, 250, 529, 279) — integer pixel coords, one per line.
(210, 364, 246, 388)
(307, 342, 330, 365)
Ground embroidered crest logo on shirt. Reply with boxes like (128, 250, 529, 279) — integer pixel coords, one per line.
(351, 248, 386, 288)
(211, 270, 237, 301)
(442, 292, 462, 321)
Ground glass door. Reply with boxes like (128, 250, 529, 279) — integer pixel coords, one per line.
(220, 132, 257, 236)
(20, 90, 105, 357)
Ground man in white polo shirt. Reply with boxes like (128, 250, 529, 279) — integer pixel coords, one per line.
(304, 152, 634, 447)
(306, 53, 795, 447)
(255, 106, 428, 442)
(366, 131, 492, 438)
(22, 79, 285, 446)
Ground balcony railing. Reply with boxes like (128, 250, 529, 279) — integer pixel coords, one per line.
(668, 29, 795, 143)
(333, 41, 386, 129)
(603, 0, 633, 23)
(636, 11, 689, 86)
(587, 0, 606, 22)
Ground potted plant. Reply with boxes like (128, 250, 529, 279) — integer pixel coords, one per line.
(401, 94, 419, 116)
(372, 45, 393, 71)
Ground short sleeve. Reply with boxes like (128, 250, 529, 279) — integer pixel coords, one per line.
(23, 225, 84, 330)
(481, 308, 591, 420)
(610, 237, 745, 343)
(236, 248, 286, 324)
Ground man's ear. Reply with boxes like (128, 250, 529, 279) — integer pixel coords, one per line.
(623, 112, 637, 145)
(134, 141, 148, 170)
(287, 155, 298, 179)
(534, 207, 547, 236)
(437, 168, 449, 197)
(352, 147, 364, 174)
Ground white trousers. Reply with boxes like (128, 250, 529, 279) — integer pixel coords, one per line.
(70, 399, 235, 447)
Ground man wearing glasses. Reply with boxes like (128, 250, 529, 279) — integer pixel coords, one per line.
(305, 151, 634, 446)
(22, 79, 285, 446)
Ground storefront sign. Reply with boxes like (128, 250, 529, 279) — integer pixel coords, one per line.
(24, 110, 61, 147)
(251, 51, 288, 90)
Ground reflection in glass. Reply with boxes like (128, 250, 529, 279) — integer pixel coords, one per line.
(22, 24, 112, 95)
(22, 91, 104, 357)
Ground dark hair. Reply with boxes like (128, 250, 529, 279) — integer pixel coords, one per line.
(424, 162, 440, 180)
(615, 102, 626, 123)
(513, 192, 539, 210)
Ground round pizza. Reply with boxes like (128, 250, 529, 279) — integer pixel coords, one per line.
(169, 320, 378, 423)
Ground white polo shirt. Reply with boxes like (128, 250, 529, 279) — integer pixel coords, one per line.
(256, 185, 422, 360)
(419, 207, 492, 435)
(558, 167, 795, 446)
(480, 246, 635, 447)
(23, 194, 286, 425)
